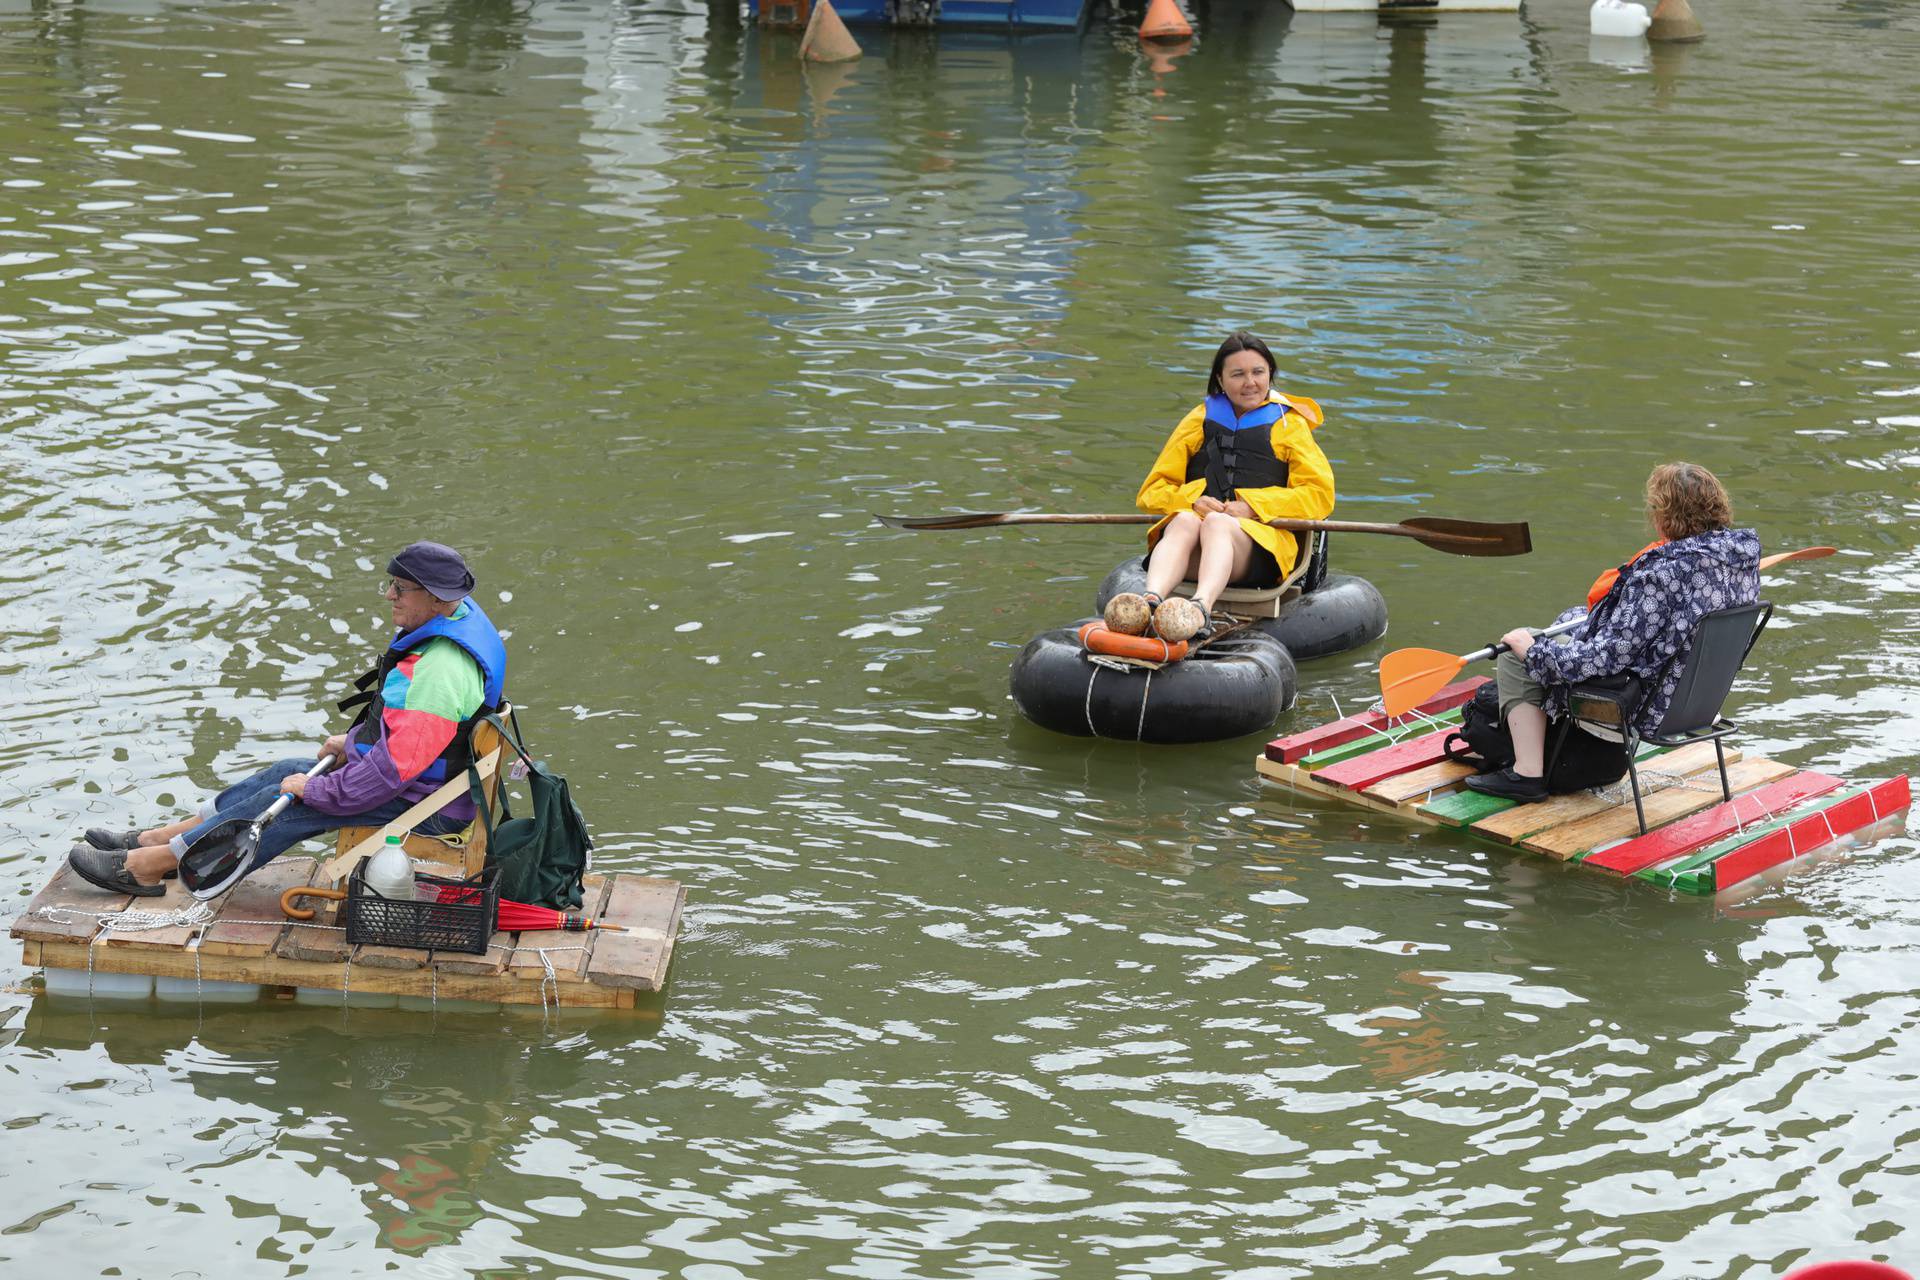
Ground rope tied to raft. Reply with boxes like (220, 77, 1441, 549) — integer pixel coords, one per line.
(1083, 656, 1157, 741)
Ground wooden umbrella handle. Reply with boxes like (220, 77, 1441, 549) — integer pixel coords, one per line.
(281, 885, 348, 921)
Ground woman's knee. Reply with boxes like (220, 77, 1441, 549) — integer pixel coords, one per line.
(1166, 510, 1201, 536)
(1200, 511, 1240, 537)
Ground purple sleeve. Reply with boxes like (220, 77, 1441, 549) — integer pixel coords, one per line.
(1524, 576, 1685, 688)
(301, 723, 412, 816)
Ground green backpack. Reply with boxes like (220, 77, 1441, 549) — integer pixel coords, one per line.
(470, 712, 592, 911)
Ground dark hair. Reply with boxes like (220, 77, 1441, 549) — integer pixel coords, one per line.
(1207, 331, 1277, 397)
(1646, 462, 1733, 540)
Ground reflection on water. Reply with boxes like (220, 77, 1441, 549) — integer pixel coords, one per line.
(2, 0, 1918, 1274)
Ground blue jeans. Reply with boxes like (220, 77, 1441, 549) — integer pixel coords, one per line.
(172, 757, 467, 877)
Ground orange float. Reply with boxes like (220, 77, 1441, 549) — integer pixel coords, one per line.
(1078, 621, 1188, 664)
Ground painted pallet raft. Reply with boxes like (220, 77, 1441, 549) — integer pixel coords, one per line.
(10, 861, 684, 1008)
(1258, 681, 1912, 895)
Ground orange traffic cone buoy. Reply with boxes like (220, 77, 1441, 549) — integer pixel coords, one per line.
(800, 0, 862, 63)
(1139, 0, 1192, 42)
(1649, 0, 1704, 41)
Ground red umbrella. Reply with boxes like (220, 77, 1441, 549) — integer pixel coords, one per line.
(433, 884, 626, 932)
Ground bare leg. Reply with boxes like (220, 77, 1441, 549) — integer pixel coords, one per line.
(126, 842, 181, 886)
(1144, 511, 1203, 599)
(1508, 703, 1548, 778)
(137, 818, 197, 846)
(1193, 513, 1256, 613)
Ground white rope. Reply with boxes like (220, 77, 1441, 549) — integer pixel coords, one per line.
(1136, 668, 1154, 742)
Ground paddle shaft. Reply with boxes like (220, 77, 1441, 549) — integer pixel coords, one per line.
(253, 752, 338, 831)
(881, 512, 1514, 547)
(1460, 614, 1588, 665)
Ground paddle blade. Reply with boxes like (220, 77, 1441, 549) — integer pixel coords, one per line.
(1759, 545, 1836, 570)
(1378, 647, 1469, 718)
(181, 819, 262, 900)
(1398, 518, 1532, 558)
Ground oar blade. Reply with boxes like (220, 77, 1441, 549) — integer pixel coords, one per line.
(873, 512, 1009, 531)
(1758, 545, 1836, 570)
(1399, 517, 1533, 558)
(1378, 647, 1469, 718)
(181, 818, 262, 900)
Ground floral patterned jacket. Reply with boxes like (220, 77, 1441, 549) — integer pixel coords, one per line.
(1523, 527, 1762, 734)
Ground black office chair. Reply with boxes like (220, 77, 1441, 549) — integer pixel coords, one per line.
(1545, 601, 1773, 835)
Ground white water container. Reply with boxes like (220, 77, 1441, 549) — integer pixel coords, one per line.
(396, 995, 500, 1013)
(294, 986, 398, 1008)
(1591, 0, 1651, 37)
(154, 976, 261, 1003)
(43, 966, 152, 1000)
(363, 833, 415, 903)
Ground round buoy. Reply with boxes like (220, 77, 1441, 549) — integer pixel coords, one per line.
(1649, 0, 1704, 41)
(1152, 596, 1206, 642)
(1103, 592, 1152, 636)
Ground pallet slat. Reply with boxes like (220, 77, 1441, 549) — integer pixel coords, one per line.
(507, 875, 611, 985)
(11, 865, 128, 945)
(200, 859, 319, 957)
(1523, 758, 1797, 860)
(1582, 771, 1844, 875)
(1266, 678, 1487, 763)
(1312, 727, 1459, 792)
(586, 878, 685, 993)
(1299, 708, 1465, 771)
(1365, 759, 1477, 805)
(1471, 742, 1730, 845)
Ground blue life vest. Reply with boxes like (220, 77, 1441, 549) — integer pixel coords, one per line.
(340, 598, 508, 780)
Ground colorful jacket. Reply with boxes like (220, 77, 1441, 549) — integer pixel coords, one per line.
(1135, 390, 1335, 577)
(302, 601, 504, 819)
(1525, 527, 1761, 734)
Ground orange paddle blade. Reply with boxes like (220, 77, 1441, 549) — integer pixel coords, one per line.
(1759, 545, 1835, 570)
(1378, 647, 1470, 718)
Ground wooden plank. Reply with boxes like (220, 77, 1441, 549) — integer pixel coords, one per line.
(199, 859, 320, 958)
(1266, 678, 1487, 763)
(11, 864, 129, 945)
(1300, 708, 1464, 770)
(1708, 776, 1910, 892)
(1365, 759, 1477, 806)
(277, 897, 353, 964)
(1421, 788, 1512, 827)
(433, 935, 511, 977)
(1472, 742, 1734, 844)
(1313, 727, 1458, 792)
(507, 875, 611, 985)
(1255, 755, 1435, 821)
(1521, 757, 1796, 860)
(103, 879, 206, 951)
(1644, 785, 1868, 891)
(585, 876, 686, 993)
(32, 938, 625, 1008)
(1582, 771, 1845, 875)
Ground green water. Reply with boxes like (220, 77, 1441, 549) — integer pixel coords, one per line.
(3, 1, 1918, 1274)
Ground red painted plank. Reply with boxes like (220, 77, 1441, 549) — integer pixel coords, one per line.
(1266, 677, 1487, 764)
(1584, 771, 1845, 875)
(1713, 775, 1912, 891)
(1312, 727, 1458, 792)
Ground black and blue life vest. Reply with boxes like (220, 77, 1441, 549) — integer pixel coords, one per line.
(1185, 394, 1292, 501)
(338, 598, 508, 782)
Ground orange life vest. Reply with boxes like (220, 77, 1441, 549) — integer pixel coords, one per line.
(1586, 539, 1666, 609)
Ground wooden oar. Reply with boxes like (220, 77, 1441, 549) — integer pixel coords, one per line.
(1376, 546, 1839, 717)
(874, 511, 1532, 558)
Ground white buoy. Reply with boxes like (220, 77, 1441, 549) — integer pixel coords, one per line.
(1590, 0, 1651, 37)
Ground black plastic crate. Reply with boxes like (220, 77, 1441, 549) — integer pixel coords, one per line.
(344, 861, 498, 955)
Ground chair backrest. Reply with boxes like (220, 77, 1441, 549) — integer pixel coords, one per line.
(1655, 601, 1772, 735)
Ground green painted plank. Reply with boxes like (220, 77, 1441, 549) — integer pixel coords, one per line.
(1300, 708, 1464, 770)
(1424, 789, 1512, 826)
(1634, 784, 1866, 890)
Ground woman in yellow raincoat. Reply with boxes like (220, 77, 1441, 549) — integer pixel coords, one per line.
(1133, 331, 1336, 636)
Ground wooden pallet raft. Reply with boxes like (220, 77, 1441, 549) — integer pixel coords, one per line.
(11, 862, 685, 1008)
(1255, 678, 1913, 894)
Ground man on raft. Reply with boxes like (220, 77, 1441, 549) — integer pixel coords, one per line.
(66, 541, 507, 897)
(1105, 331, 1336, 642)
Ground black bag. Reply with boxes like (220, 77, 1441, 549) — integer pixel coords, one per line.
(1442, 682, 1631, 795)
(1442, 683, 1514, 773)
(471, 712, 592, 911)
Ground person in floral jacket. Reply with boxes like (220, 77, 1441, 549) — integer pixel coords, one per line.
(1465, 462, 1761, 803)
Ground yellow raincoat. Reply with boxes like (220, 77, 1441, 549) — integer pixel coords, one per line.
(1135, 390, 1336, 578)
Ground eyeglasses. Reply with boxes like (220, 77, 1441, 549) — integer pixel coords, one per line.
(378, 578, 428, 598)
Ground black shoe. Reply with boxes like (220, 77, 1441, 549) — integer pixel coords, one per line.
(1463, 768, 1548, 804)
(84, 827, 143, 851)
(67, 845, 166, 897)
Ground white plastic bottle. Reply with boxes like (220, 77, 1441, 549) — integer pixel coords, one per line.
(365, 833, 415, 902)
(1590, 0, 1652, 37)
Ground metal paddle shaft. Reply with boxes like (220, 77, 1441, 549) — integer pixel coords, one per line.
(182, 752, 340, 900)
(874, 511, 1532, 557)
